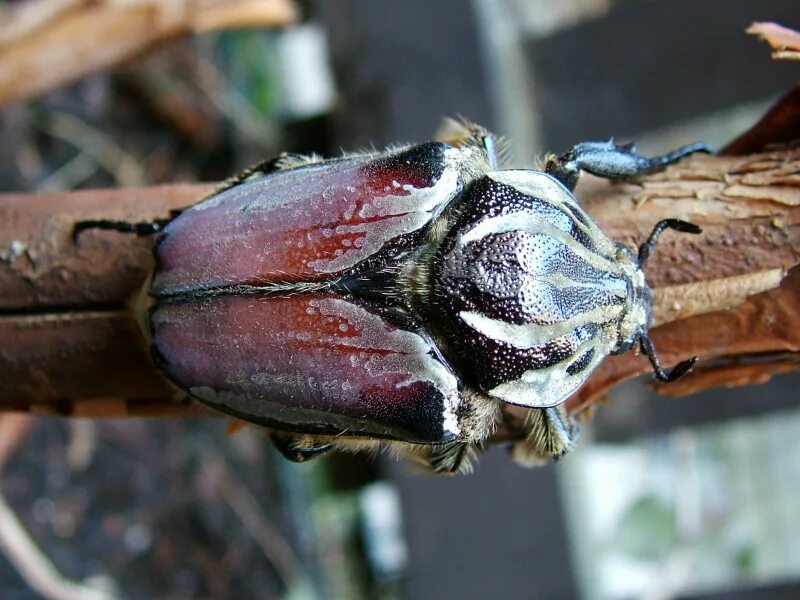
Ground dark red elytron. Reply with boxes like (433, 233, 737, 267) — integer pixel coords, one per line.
(150, 143, 464, 448)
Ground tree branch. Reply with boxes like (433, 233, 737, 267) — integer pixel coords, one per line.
(1, 148, 800, 439)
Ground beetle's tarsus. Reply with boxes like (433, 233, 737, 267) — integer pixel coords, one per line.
(269, 433, 333, 463)
(662, 356, 700, 382)
(638, 218, 702, 264)
(426, 440, 484, 474)
(653, 142, 713, 166)
(510, 406, 579, 467)
(640, 335, 698, 383)
(546, 139, 712, 191)
(207, 153, 327, 199)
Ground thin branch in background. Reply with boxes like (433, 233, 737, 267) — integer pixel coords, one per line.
(193, 55, 282, 149)
(0, 414, 33, 472)
(202, 451, 301, 590)
(38, 152, 99, 192)
(748, 22, 800, 61)
(0, 1, 83, 47)
(0, 415, 118, 600)
(0, 493, 118, 600)
(66, 420, 97, 471)
(35, 111, 147, 188)
(0, 0, 299, 106)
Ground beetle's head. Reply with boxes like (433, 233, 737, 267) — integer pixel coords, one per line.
(430, 172, 700, 408)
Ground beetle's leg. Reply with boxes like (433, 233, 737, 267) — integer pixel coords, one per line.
(73, 217, 172, 238)
(640, 334, 699, 383)
(424, 440, 486, 474)
(74, 207, 185, 240)
(411, 389, 498, 473)
(434, 118, 501, 169)
(212, 152, 327, 196)
(509, 406, 579, 467)
(545, 140, 712, 192)
(635, 218, 701, 382)
(269, 433, 333, 463)
(637, 218, 702, 264)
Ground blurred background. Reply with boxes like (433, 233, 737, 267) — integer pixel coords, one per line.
(1, 0, 800, 598)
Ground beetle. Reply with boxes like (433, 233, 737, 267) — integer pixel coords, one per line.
(76, 121, 709, 473)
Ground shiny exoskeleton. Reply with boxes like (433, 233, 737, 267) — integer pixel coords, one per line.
(76, 122, 709, 473)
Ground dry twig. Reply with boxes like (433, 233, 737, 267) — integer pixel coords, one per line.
(0, 0, 299, 107)
(0, 415, 118, 600)
(748, 22, 800, 61)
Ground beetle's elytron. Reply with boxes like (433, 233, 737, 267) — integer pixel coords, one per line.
(77, 121, 709, 473)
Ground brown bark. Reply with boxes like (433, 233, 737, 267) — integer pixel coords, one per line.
(0, 183, 212, 417)
(1, 147, 800, 438)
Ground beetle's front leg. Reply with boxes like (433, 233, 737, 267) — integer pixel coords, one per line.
(545, 140, 712, 191)
(74, 207, 186, 239)
(73, 218, 172, 238)
(509, 406, 579, 467)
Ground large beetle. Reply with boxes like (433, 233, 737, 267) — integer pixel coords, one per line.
(77, 122, 708, 473)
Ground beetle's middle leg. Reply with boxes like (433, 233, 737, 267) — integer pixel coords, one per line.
(419, 441, 486, 474)
(545, 139, 712, 192)
(269, 432, 334, 463)
(509, 406, 579, 467)
(434, 118, 502, 169)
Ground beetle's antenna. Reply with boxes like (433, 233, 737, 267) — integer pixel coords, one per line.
(638, 218, 702, 264)
(639, 335, 698, 382)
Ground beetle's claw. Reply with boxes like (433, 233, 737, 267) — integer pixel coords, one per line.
(656, 356, 699, 383)
(638, 218, 702, 265)
(640, 335, 698, 383)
